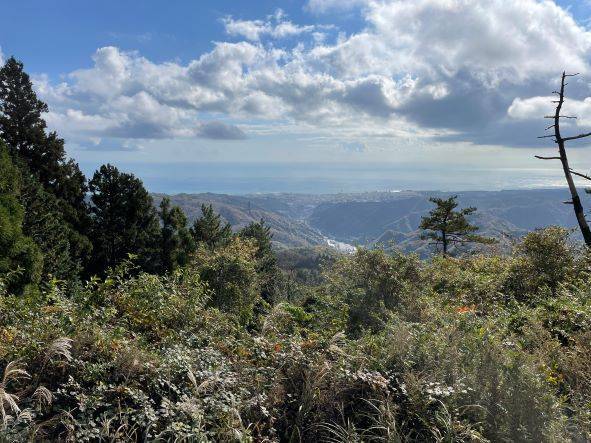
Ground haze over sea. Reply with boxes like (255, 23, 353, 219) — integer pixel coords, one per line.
(80, 162, 571, 195)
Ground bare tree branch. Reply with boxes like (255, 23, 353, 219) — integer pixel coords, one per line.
(562, 132, 591, 142)
(535, 155, 561, 160)
(569, 169, 591, 181)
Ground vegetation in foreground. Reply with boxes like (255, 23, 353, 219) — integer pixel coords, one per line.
(1, 226, 591, 441)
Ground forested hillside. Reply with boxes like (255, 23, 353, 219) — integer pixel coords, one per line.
(160, 189, 580, 255)
(2, 58, 591, 442)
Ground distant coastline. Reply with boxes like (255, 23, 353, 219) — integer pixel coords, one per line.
(80, 161, 574, 195)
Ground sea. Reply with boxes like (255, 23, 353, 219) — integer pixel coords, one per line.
(79, 161, 572, 195)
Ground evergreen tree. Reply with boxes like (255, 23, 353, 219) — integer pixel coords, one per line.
(0, 57, 47, 159)
(419, 196, 495, 255)
(88, 164, 161, 275)
(0, 56, 92, 269)
(159, 197, 195, 273)
(0, 142, 42, 293)
(239, 219, 279, 303)
(190, 204, 232, 249)
(20, 171, 80, 280)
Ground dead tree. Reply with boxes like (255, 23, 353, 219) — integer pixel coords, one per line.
(536, 72, 591, 246)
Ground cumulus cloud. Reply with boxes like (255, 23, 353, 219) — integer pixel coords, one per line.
(34, 0, 591, 149)
(223, 9, 317, 41)
(508, 95, 591, 130)
(508, 96, 556, 121)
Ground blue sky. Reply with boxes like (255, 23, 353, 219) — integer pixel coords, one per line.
(2, 1, 356, 75)
(2, 0, 591, 192)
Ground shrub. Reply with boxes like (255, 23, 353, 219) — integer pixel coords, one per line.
(505, 227, 577, 300)
(192, 237, 261, 326)
(325, 249, 423, 336)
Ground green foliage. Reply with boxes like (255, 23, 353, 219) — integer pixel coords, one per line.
(101, 267, 210, 340)
(190, 203, 232, 249)
(0, 57, 91, 271)
(0, 143, 42, 294)
(429, 254, 510, 309)
(158, 197, 195, 273)
(239, 219, 281, 304)
(192, 237, 261, 325)
(505, 226, 577, 299)
(20, 171, 82, 281)
(420, 196, 496, 255)
(0, 57, 47, 159)
(277, 246, 339, 286)
(326, 248, 423, 336)
(2, 219, 591, 441)
(88, 164, 161, 275)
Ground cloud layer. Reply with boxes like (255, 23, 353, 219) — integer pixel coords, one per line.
(34, 1, 591, 150)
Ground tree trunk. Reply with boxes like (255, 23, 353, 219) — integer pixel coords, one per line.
(554, 72, 591, 246)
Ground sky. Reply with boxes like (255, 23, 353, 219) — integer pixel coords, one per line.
(2, 0, 591, 193)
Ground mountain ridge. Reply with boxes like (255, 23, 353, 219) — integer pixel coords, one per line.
(154, 188, 581, 253)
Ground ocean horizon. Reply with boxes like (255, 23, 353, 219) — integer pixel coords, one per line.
(80, 161, 572, 195)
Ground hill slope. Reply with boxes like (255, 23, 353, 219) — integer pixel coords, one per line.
(155, 188, 581, 253)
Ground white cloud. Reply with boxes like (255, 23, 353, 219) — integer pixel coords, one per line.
(508, 95, 591, 127)
(34, 0, 591, 150)
(507, 96, 555, 120)
(365, 0, 591, 81)
(223, 9, 317, 41)
(305, 0, 368, 14)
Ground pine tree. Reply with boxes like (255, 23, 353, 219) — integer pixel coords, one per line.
(419, 196, 495, 255)
(20, 171, 80, 280)
(0, 56, 92, 270)
(239, 219, 280, 304)
(159, 197, 195, 273)
(0, 142, 42, 293)
(190, 204, 232, 249)
(0, 58, 83, 201)
(0, 57, 47, 159)
(88, 164, 161, 275)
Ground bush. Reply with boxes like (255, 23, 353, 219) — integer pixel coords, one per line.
(192, 237, 262, 326)
(325, 249, 423, 336)
(1, 232, 591, 441)
(505, 227, 577, 300)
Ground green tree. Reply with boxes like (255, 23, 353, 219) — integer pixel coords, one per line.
(193, 237, 260, 325)
(0, 142, 42, 293)
(420, 196, 495, 255)
(0, 57, 47, 159)
(505, 226, 575, 298)
(239, 219, 280, 304)
(190, 204, 232, 249)
(329, 249, 423, 336)
(20, 172, 80, 280)
(0, 56, 92, 269)
(159, 197, 195, 273)
(88, 164, 161, 275)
